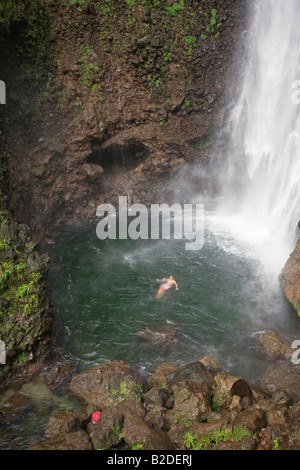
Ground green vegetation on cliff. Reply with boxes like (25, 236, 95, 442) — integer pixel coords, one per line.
(0, 211, 55, 384)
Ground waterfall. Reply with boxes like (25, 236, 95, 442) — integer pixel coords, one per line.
(220, 0, 300, 272)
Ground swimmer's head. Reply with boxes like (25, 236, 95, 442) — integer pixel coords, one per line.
(169, 275, 174, 280)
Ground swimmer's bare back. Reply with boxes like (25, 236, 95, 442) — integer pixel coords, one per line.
(155, 275, 179, 299)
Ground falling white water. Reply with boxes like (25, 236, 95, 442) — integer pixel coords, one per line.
(220, 0, 300, 273)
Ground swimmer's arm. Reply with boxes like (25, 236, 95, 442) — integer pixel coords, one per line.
(156, 278, 167, 283)
(174, 281, 179, 290)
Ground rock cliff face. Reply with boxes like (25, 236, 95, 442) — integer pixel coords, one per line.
(0, 0, 249, 385)
(280, 239, 300, 316)
(1, 0, 248, 240)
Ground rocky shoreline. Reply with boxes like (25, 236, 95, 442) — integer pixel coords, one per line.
(0, 330, 299, 451)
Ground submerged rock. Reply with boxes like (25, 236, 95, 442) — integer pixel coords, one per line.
(28, 430, 92, 450)
(45, 361, 73, 388)
(137, 324, 176, 346)
(0, 391, 32, 421)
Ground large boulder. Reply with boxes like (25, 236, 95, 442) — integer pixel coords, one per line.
(233, 406, 265, 434)
(143, 387, 170, 407)
(212, 371, 252, 410)
(147, 363, 178, 389)
(88, 405, 125, 450)
(69, 360, 143, 409)
(122, 414, 173, 450)
(165, 362, 215, 430)
(258, 362, 300, 402)
(44, 409, 86, 439)
(256, 331, 293, 361)
(166, 361, 214, 393)
(144, 405, 170, 432)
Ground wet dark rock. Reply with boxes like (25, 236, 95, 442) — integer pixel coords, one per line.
(144, 405, 170, 432)
(0, 297, 10, 309)
(233, 406, 265, 434)
(44, 409, 86, 439)
(256, 331, 293, 361)
(137, 324, 176, 346)
(45, 361, 73, 388)
(122, 414, 173, 450)
(213, 371, 252, 410)
(17, 352, 300, 450)
(143, 387, 169, 407)
(272, 389, 291, 407)
(188, 416, 229, 441)
(28, 430, 92, 450)
(70, 360, 143, 410)
(0, 391, 32, 421)
(166, 362, 215, 424)
(200, 354, 222, 375)
(88, 405, 125, 450)
(258, 362, 300, 402)
(166, 361, 214, 394)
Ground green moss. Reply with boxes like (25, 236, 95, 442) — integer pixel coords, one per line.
(173, 411, 192, 429)
(132, 437, 147, 450)
(165, 1, 185, 16)
(290, 301, 300, 316)
(0, 211, 53, 381)
(183, 35, 197, 55)
(183, 425, 256, 450)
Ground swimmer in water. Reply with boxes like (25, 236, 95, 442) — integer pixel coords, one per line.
(155, 275, 179, 299)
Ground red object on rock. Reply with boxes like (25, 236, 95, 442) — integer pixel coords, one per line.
(92, 411, 102, 424)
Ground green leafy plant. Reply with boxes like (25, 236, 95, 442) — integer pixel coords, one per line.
(273, 438, 280, 450)
(68, 0, 86, 12)
(126, 0, 136, 7)
(183, 426, 256, 450)
(142, 0, 160, 8)
(183, 35, 197, 55)
(16, 283, 32, 298)
(210, 8, 217, 27)
(165, 0, 185, 16)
